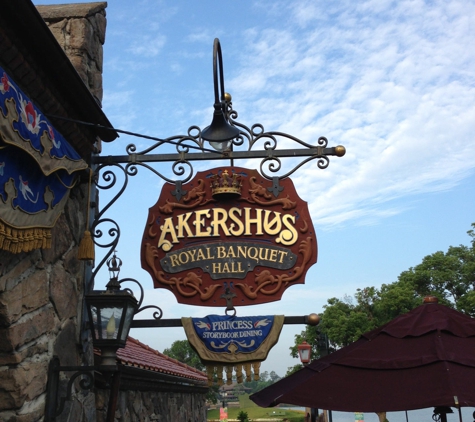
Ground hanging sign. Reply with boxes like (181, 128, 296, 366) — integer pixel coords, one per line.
(182, 314, 284, 385)
(141, 166, 317, 306)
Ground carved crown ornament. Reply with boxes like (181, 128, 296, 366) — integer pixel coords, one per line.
(140, 166, 317, 307)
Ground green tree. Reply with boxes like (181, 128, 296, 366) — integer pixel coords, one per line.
(237, 410, 249, 422)
(243, 370, 282, 394)
(288, 224, 475, 419)
(162, 339, 205, 370)
(269, 370, 281, 383)
(291, 223, 475, 354)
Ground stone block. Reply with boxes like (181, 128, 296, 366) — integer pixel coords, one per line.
(0, 308, 56, 353)
(62, 246, 81, 279)
(69, 18, 94, 51)
(53, 320, 79, 367)
(47, 19, 68, 47)
(92, 12, 107, 44)
(37, 3, 107, 20)
(50, 263, 79, 321)
(0, 360, 48, 410)
(0, 336, 48, 366)
(0, 251, 40, 292)
(41, 215, 73, 264)
(0, 269, 48, 326)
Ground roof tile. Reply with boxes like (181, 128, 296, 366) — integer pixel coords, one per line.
(115, 337, 208, 383)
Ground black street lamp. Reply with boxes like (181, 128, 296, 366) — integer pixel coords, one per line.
(201, 39, 240, 152)
(86, 254, 138, 367)
(45, 253, 139, 422)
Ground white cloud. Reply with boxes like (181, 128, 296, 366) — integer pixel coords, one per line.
(223, 0, 475, 228)
(126, 34, 167, 57)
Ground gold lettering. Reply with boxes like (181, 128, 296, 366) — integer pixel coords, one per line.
(212, 208, 231, 236)
(231, 262, 245, 273)
(237, 245, 247, 258)
(212, 263, 221, 273)
(197, 248, 206, 260)
(244, 208, 263, 235)
(179, 251, 189, 264)
(176, 212, 194, 238)
(228, 207, 244, 236)
(276, 214, 299, 246)
(222, 263, 230, 273)
(158, 217, 179, 249)
(278, 250, 289, 263)
(169, 254, 180, 267)
(269, 249, 278, 262)
(263, 210, 282, 235)
(217, 246, 226, 258)
(247, 247, 259, 261)
(226, 246, 236, 258)
(194, 210, 211, 237)
(158, 205, 299, 249)
(186, 249, 197, 262)
(259, 247, 269, 261)
(206, 247, 214, 259)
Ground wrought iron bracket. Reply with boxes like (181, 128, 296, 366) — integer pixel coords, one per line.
(45, 356, 122, 422)
(45, 356, 110, 422)
(86, 37, 346, 310)
(130, 314, 320, 328)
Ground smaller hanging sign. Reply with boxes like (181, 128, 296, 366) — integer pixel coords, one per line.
(182, 314, 284, 385)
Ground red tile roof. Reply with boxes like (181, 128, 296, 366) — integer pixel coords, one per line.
(116, 337, 208, 383)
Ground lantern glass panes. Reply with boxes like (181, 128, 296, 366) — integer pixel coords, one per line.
(298, 340, 312, 364)
(86, 290, 138, 349)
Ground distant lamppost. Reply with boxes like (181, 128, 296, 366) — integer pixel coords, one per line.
(45, 253, 139, 422)
(298, 339, 317, 422)
(298, 340, 312, 364)
(220, 390, 228, 422)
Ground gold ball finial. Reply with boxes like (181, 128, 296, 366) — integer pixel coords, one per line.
(224, 92, 232, 102)
(307, 313, 321, 326)
(334, 145, 346, 157)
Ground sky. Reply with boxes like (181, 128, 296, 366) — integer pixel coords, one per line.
(34, 0, 475, 399)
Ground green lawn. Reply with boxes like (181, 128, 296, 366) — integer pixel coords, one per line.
(207, 394, 305, 421)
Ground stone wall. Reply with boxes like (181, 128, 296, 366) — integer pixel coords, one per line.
(37, 2, 107, 104)
(96, 388, 208, 422)
(0, 183, 92, 422)
(0, 4, 108, 421)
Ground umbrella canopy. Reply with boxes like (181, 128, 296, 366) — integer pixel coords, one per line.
(251, 301, 475, 412)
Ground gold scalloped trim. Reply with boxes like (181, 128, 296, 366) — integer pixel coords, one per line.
(0, 221, 51, 253)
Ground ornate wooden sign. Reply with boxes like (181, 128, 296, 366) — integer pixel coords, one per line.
(140, 166, 317, 307)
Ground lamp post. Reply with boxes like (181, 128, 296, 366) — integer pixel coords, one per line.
(220, 389, 228, 422)
(45, 253, 139, 422)
(201, 39, 240, 152)
(85, 253, 138, 367)
(298, 340, 317, 422)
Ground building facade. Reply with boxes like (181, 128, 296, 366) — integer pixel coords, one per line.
(0, 2, 207, 421)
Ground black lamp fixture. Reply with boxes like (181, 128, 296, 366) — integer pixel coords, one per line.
(45, 253, 138, 422)
(201, 38, 240, 152)
(86, 253, 138, 367)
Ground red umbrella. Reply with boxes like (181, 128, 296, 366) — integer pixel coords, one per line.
(251, 300, 475, 412)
